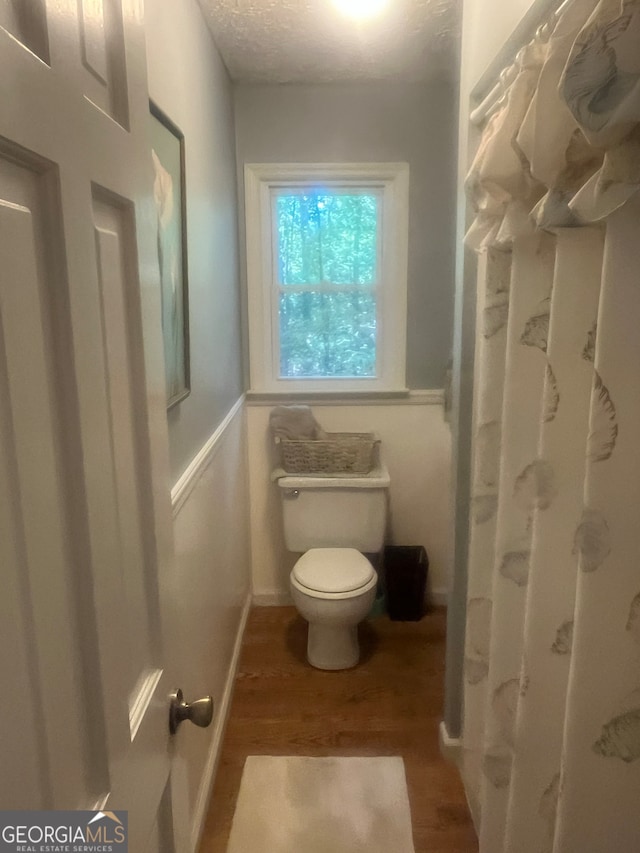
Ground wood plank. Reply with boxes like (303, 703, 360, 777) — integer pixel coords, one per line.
(199, 606, 477, 853)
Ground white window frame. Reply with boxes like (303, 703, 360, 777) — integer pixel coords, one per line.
(244, 162, 409, 395)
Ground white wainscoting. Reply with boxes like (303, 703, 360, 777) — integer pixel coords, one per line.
(170, 396, 252, 851)
(246, 394, 452, 606)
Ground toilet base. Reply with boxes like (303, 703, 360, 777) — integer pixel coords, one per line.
(307, 623, 359, 670)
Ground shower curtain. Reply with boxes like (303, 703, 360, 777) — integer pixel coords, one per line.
(462, 2, 640, 852)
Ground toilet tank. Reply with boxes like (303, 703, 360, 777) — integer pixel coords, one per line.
(276, 462, 390, 553)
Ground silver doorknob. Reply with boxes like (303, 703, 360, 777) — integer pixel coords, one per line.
(169, 688, 214, 735)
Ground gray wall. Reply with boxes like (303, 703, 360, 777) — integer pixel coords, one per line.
(146, 0, 244, 483)
(233, 81, 458, 390)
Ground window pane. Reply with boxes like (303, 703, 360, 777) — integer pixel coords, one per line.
(276, 192, 378, 286)
(279, 291, 377, 378)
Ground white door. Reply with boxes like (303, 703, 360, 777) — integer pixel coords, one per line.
(0, 1, 195, 849)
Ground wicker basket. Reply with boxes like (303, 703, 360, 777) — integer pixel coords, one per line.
(278, 432, 378, 475)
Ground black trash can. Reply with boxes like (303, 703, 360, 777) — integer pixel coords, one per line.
(384, 545, 429, 621)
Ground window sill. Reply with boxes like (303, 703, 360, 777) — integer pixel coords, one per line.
(245, 389, 444, 406)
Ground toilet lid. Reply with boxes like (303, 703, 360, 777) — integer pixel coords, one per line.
(293, 548, 375, 594)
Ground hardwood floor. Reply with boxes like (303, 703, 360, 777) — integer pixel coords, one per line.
(199, 606, 478, 853)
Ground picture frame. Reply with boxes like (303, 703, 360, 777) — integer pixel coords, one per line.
(149, 100, 191, 409)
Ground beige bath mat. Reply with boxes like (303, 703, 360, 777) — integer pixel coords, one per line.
(226, 755, 416, 853)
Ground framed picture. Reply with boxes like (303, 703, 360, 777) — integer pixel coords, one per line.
(149, 100, 190, 409)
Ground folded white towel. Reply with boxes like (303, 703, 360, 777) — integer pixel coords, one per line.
(269, 405, 327, 441)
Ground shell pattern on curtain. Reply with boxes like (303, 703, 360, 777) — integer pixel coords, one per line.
(462, 2, 640, 852)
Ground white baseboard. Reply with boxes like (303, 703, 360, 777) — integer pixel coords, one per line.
(429, 587, 449, 607)
(252, 591, 293, 606)
(439, 720, 462, 766)
(190, 593, 251, 853)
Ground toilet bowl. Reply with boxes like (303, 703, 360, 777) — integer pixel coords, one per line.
(277, 461, 390, 670)
(290, 548, 378, 670)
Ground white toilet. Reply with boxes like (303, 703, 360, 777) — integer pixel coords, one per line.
(277, 462, 390, 670)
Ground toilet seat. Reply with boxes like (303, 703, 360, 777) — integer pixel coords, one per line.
(292, 548, 375, 594)
(290, 569, 378, 602)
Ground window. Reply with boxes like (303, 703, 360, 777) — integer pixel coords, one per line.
(245, 163, 409, 394)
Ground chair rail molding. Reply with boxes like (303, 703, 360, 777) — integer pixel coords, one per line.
(171, 394, 245, 517)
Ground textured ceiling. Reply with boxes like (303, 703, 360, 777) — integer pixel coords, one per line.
(198, 0, 460, 83)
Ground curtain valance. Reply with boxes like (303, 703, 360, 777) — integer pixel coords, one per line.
(466, 0, 640, 249)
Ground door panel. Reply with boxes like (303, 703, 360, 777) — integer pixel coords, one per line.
(0, 154, 89, 808)
(79, 0, 109, 82)
(79, 0, 129, 127)
(0, 0, 50, 62)
(93, 197, 159, 704)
